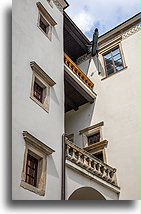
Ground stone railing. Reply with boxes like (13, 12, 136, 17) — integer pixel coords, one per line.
(65, 139, 118, 186)
(64, 53, 94, 90)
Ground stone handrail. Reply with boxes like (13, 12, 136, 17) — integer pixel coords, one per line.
(65, 139, 118, 186)
(64, 53, 94, 90)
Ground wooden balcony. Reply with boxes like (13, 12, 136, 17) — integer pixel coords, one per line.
(65, 138, 119, 187)
(64, 53, 94, 90)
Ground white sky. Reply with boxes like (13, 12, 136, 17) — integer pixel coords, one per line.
(66, 0, 140, 40)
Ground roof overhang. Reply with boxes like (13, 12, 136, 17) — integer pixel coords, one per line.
(64, 12, 90, 62)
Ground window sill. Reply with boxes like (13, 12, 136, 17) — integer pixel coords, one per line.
(101, 66, 128, 81)
(38, 25, 52, 41)
(30, 95, 49, 113)
(20, 181, 45, 196)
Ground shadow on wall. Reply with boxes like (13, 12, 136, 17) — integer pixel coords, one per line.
(65, 100, 96, 147)
(91, 55, 105, 77)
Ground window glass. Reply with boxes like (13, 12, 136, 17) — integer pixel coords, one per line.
(103, 47, 124, 76)
(25, 154, 38, 187)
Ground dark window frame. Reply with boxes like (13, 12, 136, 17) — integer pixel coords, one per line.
(33, 81, 43, 103)
(87, 131, 101, 146)
(25, 154, 38, 187)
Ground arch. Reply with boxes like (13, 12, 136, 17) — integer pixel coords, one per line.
(68, 187, 106, 200)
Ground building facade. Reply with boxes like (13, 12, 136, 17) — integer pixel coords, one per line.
(12, 0, 140, 200)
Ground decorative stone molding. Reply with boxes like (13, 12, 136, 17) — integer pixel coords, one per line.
(65, 139, 119, 187)
(122, 23, 140, 40)
(30, 61, 56, 87)
(36, 2, 57, 26)
(79, 121, 104, 135)
(21, 131, 55, 196)
(84, 140, 108, 153)
(53, 0, 63, 13)
(23, 131, 55, 155)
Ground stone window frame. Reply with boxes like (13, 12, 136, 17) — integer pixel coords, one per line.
(37, 2, 57, 40)
(20, 131, 55, 196)
(98, 37, 127, 80)
(30, 61, 56, 113)
(79, 122, 108, 163)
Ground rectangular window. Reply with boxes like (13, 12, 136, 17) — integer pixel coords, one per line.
(33, 82, 43, 103)
(21, 131, 55, 196)
(87, 132, 100, 145)
(25, 154, 38, 187)
(39, 14, 50, 35)
(103, 47, 124, 76)
(93, 152, 104, 161)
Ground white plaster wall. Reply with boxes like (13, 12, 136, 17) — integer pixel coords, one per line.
(65, 31, 140, 200)
(66, 167, 119, 200)
(12, 0, 64, 200)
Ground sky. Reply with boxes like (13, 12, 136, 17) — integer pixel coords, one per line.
(66, 0, 140, 40)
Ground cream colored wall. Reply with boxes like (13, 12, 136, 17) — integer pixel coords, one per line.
(65, 30, 140, 200)
(12, 0, 64, 200)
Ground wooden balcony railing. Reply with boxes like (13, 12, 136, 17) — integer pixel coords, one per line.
(64, 53, 94, 90)
(65, 139, 118, 187)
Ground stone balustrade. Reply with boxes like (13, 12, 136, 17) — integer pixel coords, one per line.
(65, 139, 118, 186)
(64, 53, 94, 90)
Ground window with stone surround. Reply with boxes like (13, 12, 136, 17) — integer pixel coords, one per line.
(21, 131, 55, 196)
(103, 47, 124, 76)
(37, 2, 57, 40)
(79, 122, 108, 163)
(30, 61, 56, 112)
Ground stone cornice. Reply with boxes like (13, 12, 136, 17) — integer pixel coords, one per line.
(36, 2, 57, 26)
(53, 0, 69, 13)
(23, 131, 55, 155)
(79, 121, 104, 135)
(30, 61, 56, 86)
(122, 23, 140, 40)
(84, 140, 108, 153)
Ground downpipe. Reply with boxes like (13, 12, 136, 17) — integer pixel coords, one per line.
(61, 134, 66, 200)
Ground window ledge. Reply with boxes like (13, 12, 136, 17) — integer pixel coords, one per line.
(101, 66, 128, 81)
(30, 61, 56, 86)
(84, 140, 108, 153)
(20, 181, 45, 196)
(23, 131, 55, 155)
(36, 2, 57, 26)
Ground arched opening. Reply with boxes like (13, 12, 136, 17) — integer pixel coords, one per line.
(68, 187, 106, 200)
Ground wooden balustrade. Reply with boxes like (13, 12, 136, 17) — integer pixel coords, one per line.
(64, 53, 94, 90)
(65, 139, 118, 186)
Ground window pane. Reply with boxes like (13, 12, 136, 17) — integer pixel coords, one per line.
(113, 53, 121, 61)
(114, 58, 122, 66)
(105, 57, 113, 65)
(104, 52, 111, 60)
(112, 48, 120, 56)
(106, 67, 114, 75)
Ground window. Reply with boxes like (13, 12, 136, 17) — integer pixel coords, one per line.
(80, 122, 108, 163)
(103, 47, 124, 76)
(33, 81, 43, 103)
(37, 2, 57, 40)
(93, 151, 104, 162)
(21, 131, 55, 196)
(25, 154, 38, 187)
(39, 14, 50, 35)
(88, 131, 100, 145)
(30, 61, 56, 112)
